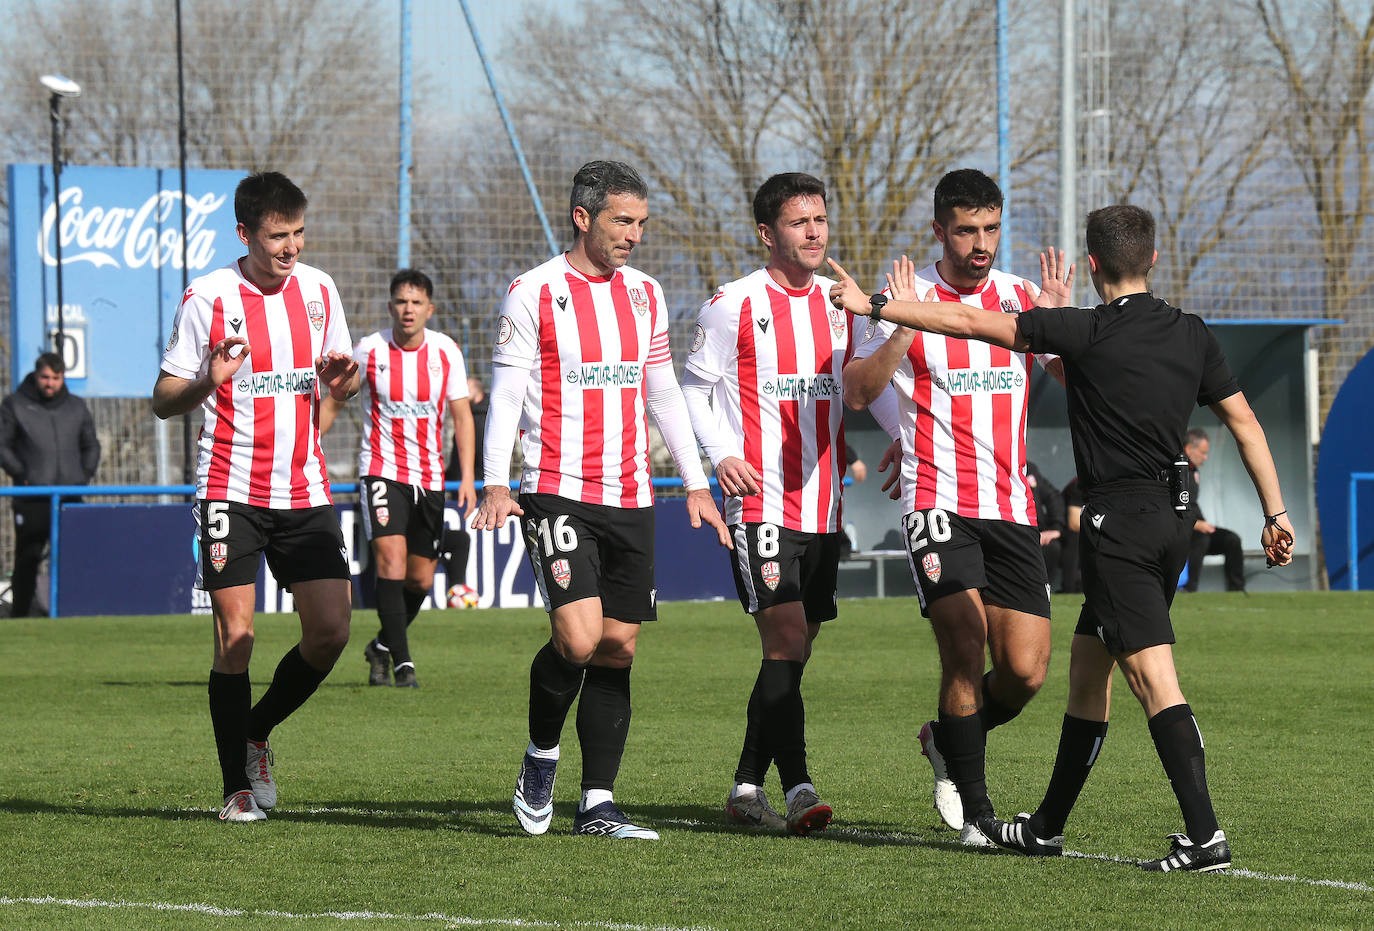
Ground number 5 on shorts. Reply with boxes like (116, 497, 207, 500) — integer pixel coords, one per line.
(205, 501, 230, 540)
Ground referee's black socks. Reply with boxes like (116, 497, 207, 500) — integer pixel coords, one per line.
(1032, 714, 1109, 838)
(528, 641, 586, 750)
(1148, 703, 1220, 842)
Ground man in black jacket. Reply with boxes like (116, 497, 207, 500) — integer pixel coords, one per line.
(0, 353, 101, 616)
(1180, 427, 1245, 592)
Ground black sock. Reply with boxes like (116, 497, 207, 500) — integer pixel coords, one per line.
(375, 578, 411, 667)
(978, 671, 1021, 733)
(734, 663, 774, 786)
(1148, 703, 1220, 842)
(528, 641, 586, 750)
(209, 670, 251, 798)
(576, 665, 631, 791)
(1032, 714, 1109, 838)
(403, 588, 426, 629)
(770, 660, 809, 792)
(247, 646, 329, 741)
(937, 711, 992, 822)
(441, 528, 470, 583)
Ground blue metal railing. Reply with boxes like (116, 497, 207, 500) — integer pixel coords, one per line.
(1, 475, 794, 615)
(1349, 472, 1374, 590)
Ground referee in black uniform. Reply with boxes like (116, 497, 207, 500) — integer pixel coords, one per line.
(828, 205, 1294, 873)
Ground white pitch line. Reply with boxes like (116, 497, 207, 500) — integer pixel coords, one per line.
(0, 897, 723, 931)
(664, 818, 1374, 892)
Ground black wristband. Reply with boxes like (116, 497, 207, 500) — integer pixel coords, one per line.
(1264, 510, 1287, 524)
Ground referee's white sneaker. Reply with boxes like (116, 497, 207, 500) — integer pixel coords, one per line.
(919, 720, 963, 830)
(219, 789, 266, 822)
(246, 739, 276, 810)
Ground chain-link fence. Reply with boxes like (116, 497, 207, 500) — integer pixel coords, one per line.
(2, 0, 1372, 577)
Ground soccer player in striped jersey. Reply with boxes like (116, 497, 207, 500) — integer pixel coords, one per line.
(843, 169, 1064, 846)
(682, 172, 899, 835)
(153, 172, 360, 823)
(473, 160, 730, 840)
(320, 268, 477, 689)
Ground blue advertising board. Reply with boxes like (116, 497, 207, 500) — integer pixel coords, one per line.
(55, 497, 734, 616)
(7, 163, 244, 396)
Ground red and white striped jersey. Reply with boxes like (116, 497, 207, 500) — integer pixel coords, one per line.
(161, 259, 352, 508)
(493, 254, 672, 508)
(685, 268, 853, 532)
(853, 263, 1050, 524)
(353, 329, 468, 490)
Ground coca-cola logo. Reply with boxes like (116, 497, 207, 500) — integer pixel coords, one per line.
(37, 186, 227, 271)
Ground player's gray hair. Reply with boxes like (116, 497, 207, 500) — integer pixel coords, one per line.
(569, 161, 647, 241)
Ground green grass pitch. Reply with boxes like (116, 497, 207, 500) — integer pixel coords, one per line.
(1, 592, 1370, 929)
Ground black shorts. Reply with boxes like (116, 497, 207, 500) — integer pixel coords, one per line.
(1076, 487, 1192, 654)
(360, 475, 445, 558)
(902, 508, 1051, 619)
(729, 523, 841, 622)
(195, 500, 349, 591)
(519, 493, 656, 621)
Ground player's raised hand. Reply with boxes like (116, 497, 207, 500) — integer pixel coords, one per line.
(885, 255, 919, 302)
(208, 337, 251, 385)
(472, 483, 523, 530)
(1036, 248, 1075, 307)
(316, 350, 360, 401)
(714, 456, 763, 498)
(826, 258, 869, 315)
(686, 487, 733, 549)
(877, 438, 902, 501)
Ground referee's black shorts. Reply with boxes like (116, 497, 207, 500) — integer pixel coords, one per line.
(1075, 483, 1192, 654)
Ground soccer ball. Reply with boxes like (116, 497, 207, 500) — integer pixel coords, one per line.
(446, 583, 479, 609)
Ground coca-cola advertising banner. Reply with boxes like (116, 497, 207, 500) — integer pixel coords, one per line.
(7, 163, 244, 396)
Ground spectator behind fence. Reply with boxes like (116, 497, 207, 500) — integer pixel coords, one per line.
(1180, 427, 1245, 592)
(1026, 461, 1066, 591)
(1059, 476, 1084, 593)
(0, 352, 100, 617)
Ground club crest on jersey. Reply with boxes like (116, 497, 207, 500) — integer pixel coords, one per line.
(1000, 298, 1020, 314)
(376, 506, 390, 527)
(551, 558, 572, 590)
(497, 315, 514, 345)
(690, 323, 705, 354)
(761, 560, 781, 591)
(922, 552, 942, 583)
(828, 306, 846, 338)
(307, 301, 325, 330)
(628, 287, 650, 316)
(210, 542, 228, 573)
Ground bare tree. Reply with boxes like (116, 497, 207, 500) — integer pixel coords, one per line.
(1254, 0, 1374, 415)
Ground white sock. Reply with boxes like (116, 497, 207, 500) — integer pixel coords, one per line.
(526, 741, 559, 761)
(395, 661, 414, 672)
(784, 782, 816, 807)
(731, 782, 760, 799)
(581, 788, 613, 811)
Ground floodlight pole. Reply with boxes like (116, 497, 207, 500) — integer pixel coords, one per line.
(47, 92, 66, 355)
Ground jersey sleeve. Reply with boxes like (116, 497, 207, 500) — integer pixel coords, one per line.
(850, 316, 899, 361)
(1196, 325, 1240, 406)
(160, 287, 213, 380)
(645, 277, 673, 369)
(1017, 306, 1093, 359)
(444, 341, 470, 402)
(683, 287, 740, 381)
(321, 278, 352, 356)
(492, 278, 540, 368)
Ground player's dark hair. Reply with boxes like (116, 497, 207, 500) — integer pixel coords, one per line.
(569, 160, 648, 240)
(933, 168, 1003, 226)
(35, 351, 65, 374)
(390, 268, 433, 299)
(752, 173, 827, 228)
(1186, 427, 1210, 446)
(234, 172, 308, 231)
(1086, 205, 1156, 282)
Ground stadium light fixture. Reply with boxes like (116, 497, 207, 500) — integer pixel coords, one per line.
(39, 73, 81, 360)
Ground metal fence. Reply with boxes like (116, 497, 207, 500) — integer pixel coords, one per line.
(2, 0, 1371, 581)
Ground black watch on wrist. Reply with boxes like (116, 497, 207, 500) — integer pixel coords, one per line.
(868, 292, 889, 321)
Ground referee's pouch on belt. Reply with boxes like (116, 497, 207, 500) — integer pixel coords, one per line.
(1166, 453, 1190, 516)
